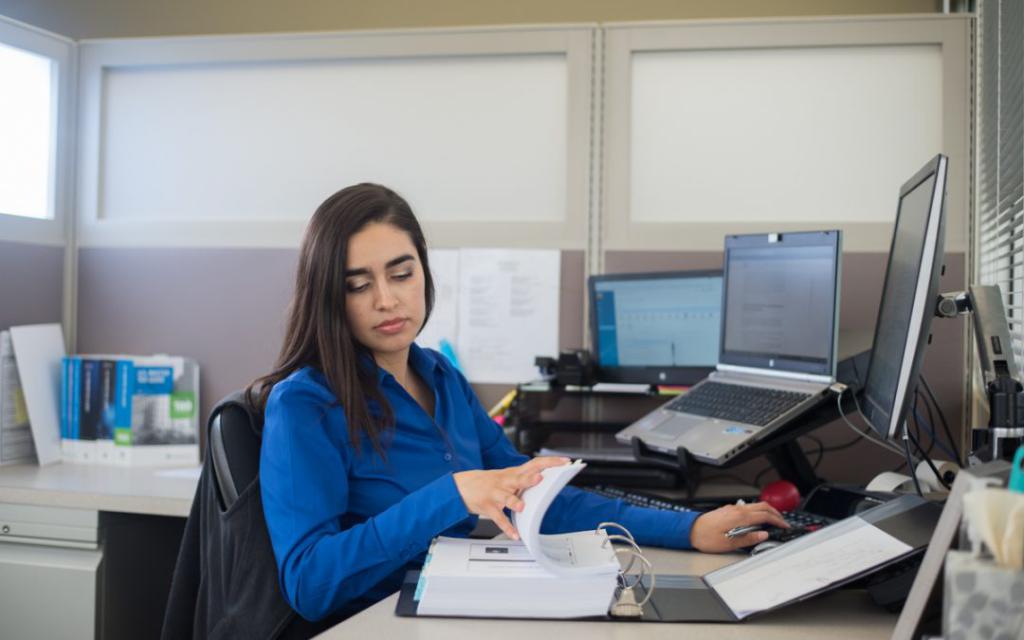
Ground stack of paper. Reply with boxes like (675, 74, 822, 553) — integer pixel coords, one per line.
(416, 460, 621, 619)
(0, 331, 37, 464)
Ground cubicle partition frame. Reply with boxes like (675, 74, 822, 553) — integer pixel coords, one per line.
(73, 24, 599, 252)
(601, 14, 972, 256)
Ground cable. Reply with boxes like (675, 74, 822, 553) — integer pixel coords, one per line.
(919, 376, 962, 466)
(901, 432, 924, 496)
(918, 388, 938, 457)
(906, 428, 952, 490)
(912, 406, 958, 461)
(801, 435, 825, 470)
(835, 389, 905, 457)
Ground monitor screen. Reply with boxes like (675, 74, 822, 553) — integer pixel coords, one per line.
(589, 271, 722, 385)
(861, 155, 948, 441)
(719, 230, 841, 377)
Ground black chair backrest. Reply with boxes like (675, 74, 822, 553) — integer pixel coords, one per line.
(209, 392, 262, 510)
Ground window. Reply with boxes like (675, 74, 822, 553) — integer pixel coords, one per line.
(976, 0, 1024, 373)
(0, 40, 55, 220)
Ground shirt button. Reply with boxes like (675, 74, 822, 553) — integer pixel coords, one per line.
(443, 453, 453, 462)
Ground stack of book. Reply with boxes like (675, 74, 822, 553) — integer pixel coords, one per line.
(0, 331, 36, 465)
(61, 354, 199, 466)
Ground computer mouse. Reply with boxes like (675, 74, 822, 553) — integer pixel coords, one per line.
(750, 540, 784, 555)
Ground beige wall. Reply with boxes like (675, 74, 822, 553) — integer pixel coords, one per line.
(1, 0, 941, 39)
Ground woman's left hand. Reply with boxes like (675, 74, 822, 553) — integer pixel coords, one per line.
(689, 501, 789, 553)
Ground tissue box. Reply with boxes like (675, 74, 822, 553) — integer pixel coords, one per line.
(944, 550, 1024, 639)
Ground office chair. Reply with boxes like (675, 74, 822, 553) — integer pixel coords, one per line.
(208, 393, 262, 510)
(164, 392, 343, 639)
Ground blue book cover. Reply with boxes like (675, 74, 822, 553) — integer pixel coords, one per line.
(60, 357, 71, 439)
(70, 358, 81, 440)
(80, 360, 101, 441)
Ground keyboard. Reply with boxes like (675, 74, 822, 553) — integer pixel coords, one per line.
(585, 484, 835, 541)
(585, 484, 694, 512)
(663, 381, 811, 426)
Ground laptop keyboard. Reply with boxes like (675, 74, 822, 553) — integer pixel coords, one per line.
(664, 381, 810, 426)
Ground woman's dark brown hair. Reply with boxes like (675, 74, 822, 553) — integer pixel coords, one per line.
(246, 183, 435, 453)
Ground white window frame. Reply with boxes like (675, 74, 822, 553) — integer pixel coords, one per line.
(0, 15, 75, 246)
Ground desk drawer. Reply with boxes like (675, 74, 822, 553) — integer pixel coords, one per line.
(0, 503, 99, 545)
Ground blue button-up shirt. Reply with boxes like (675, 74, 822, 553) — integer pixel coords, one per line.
(260, 343, 699, 621)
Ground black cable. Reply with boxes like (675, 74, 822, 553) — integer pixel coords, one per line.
(919, 388, 938, 457)
(906, 427, 952, 490)
(919, 376, 962, 466)
(800, 435, 825, 470)
(901, 433, 924, 496)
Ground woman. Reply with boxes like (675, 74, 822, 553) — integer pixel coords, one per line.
(251, 183, 788, 622)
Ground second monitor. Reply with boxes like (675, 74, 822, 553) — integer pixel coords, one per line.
(589, 270, 723, 386)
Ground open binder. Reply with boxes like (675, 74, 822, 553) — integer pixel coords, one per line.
(397, 489, 941, 622)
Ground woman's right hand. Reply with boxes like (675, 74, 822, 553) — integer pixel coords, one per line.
(453, 457, 570, 540)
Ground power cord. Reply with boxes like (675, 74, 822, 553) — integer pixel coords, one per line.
(830, 383, 906, 457)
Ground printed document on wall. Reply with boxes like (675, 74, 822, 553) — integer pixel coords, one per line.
(457, 249, 559, 384)
(417, 249, 460, 357)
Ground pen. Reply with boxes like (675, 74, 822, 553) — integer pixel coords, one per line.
(725, 525, 763, 539)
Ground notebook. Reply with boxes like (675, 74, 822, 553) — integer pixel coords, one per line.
(615, 230, 842, 465)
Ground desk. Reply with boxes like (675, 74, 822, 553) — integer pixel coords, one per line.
(321, 545, 898, 639)
(0, 462, 198, 639)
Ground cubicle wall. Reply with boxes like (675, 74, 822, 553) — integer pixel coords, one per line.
(596, 16, 972, 480)
(72, 25, 596, 426)
(69, 15, 973, 482)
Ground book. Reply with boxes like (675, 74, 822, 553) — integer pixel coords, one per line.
(415, 460, 624, 618)
(60, 354, 199, 466)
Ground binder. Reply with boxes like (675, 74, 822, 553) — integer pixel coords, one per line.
(396, 494, 941, 622)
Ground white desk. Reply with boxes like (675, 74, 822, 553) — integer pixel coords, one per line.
(0, 462, 198, 639)
(321, 545, 898, 639)
(0, 462, 199, 516)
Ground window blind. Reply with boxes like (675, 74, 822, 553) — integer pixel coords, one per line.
(977, 0, 1024, 374)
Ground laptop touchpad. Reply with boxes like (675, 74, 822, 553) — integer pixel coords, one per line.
(651, 415, 703, 438)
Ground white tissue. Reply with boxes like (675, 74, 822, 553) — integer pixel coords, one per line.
(962, 488, 1024, 570)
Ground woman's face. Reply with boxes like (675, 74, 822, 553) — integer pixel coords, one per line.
(343, 222, 427, 364)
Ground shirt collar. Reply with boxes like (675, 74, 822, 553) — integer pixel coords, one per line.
(360, 342, 440, 386)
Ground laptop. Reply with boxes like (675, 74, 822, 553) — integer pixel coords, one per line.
(615, 230, 842, 465)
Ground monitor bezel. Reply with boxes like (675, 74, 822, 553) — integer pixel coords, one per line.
(717, 230, 842, 378)
(588, 269, 723, 386)
(861, 154, 949, 441)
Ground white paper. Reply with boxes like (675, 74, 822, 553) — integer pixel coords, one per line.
(456, 248, 560, 384)
(706, 517, 912, 618)
(416, 249, 460, 356)
(9, 324, 66, 466)
(511, 460, 620, 577)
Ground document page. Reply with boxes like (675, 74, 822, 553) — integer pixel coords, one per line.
(705, 517, 912, 618)
(456, 248, 559, 384)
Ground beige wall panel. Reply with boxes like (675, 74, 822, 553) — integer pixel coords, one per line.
(0, 1, 939, 40)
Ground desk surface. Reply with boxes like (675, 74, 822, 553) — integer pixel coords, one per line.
(0, 462, 199, 517)
(321, 545, 897, 640)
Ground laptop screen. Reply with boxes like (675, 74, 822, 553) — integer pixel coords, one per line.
(719, 231, 841, 377)
(589, 270, 723, 385)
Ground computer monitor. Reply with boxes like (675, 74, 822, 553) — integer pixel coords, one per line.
(588, 270, 723, 385)
(861, 154, 949, 441)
